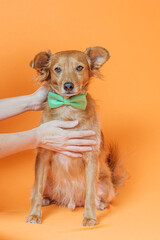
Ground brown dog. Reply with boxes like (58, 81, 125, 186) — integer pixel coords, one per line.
(26, 47, 125, 226)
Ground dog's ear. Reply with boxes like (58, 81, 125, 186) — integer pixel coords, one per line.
(30, 50, 52, 81)
(84, 46, 110, 70)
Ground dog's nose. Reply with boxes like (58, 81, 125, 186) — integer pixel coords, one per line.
(64, 82, 74, 91)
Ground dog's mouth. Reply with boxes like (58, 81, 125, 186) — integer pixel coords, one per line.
(64, 91, 75, 95)
(62, 91, 79, 98)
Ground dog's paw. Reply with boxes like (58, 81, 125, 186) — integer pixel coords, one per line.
(26, 215, 41, 224)
(42, 197, 51, 206)
(68, 200, 75, 210)
(96, 201, 108, 210)
(82, 218, 98, 227)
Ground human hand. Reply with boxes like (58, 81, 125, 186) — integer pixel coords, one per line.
(35, 120, 96, 157)
(29, 83, 50, 111)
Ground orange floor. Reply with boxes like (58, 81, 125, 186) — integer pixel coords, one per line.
(0, 0, 160, 239)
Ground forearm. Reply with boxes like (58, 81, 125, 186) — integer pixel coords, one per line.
(0, 129, 37, 158)
(0, 94, 37, 120)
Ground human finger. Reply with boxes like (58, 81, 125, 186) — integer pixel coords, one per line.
(60, 151, 83, 158)
(67, 139, 96, 146)
(53, 120, 79, 128)
(65, 146, 93, 152)
(67, 130, 96, 139)
(34, 83, 50, 96)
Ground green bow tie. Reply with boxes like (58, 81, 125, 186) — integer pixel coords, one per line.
(48, 91, 87, 110)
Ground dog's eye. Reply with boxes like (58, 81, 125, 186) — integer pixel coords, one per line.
(76, 65, 84, 72)
(54, 67, 62, 73)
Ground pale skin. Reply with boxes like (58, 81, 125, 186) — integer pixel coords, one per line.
(0, 84, 96, 159)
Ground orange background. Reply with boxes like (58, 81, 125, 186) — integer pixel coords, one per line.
(0, 0, 160, 239)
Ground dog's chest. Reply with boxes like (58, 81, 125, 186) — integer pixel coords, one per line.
(48, 152, 86, 206)
(42, 104, 92, 131)
(53, 105, 80, 121)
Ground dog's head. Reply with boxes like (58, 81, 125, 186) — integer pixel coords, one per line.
(30, 47, 110, 97)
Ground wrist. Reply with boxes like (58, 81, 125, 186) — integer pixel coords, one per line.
(25, 94, 42, 111)
(29, 128, 39, 149)
(23, 94, 35, 111)
(32, 126, 46, 149)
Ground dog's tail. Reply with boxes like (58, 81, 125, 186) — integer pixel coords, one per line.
(106, 143, 126, 193)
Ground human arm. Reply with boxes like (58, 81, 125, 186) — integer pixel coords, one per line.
(0, 129, 37, 158)
(0, 84, 49, 120)
(0, 120, 96, 159)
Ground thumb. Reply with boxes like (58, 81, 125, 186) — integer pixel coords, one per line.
(54, 120, 79, 129)
(42, 82, 50, 92)
(38, 83, 50, 95)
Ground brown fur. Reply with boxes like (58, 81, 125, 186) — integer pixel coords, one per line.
(26, 46, 125, 226)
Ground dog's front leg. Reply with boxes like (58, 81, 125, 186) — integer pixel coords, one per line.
(82, 152, 98, 227)
(26, 148, 52, 224)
